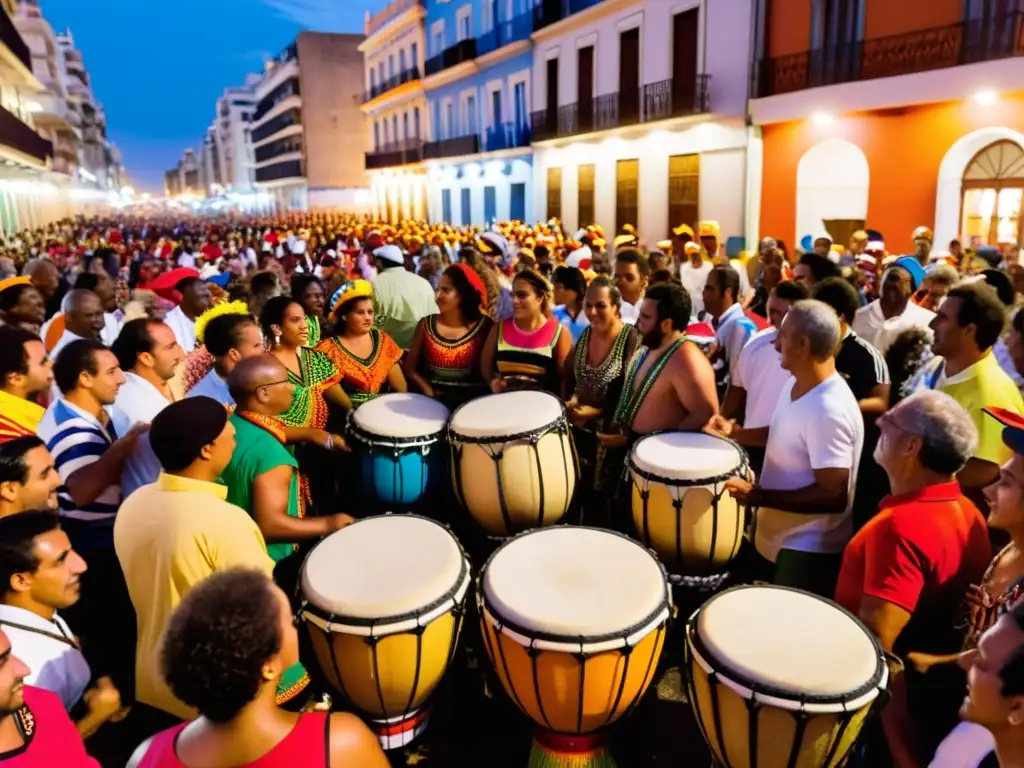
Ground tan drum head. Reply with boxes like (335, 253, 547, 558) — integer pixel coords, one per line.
(481, 527, 670, 650)
(693, 585, 884, 702)
(631, 432, 745, 484)
(449, 391, 564, 440)
(351, 393, 451, 440)
(302, 515, 468, 632)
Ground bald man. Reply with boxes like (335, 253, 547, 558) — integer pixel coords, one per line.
(51, 291, 105, 360)
(219, 355, 353, 594)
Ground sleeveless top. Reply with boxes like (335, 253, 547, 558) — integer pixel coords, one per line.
(421, 315, 493, 407)
(316, 329, 403, 407)
(495, 317, 563, 393)
(279, 347, 341, 430)
(572, 325, 639, 423)
(138, 712, 329, 768)
(0, 686, 100, 766)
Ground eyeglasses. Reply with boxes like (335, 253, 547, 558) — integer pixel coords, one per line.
(257, 379, 290, 391)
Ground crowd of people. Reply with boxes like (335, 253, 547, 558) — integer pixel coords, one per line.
(0, 211, 1024, 766)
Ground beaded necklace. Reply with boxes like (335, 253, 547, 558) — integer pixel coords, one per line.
(613, 335, 686, 430)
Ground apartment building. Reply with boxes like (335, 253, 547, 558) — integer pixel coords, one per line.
(215, 79, 257, 194)
(361, 0, 430, 221)
(252, 32, 370, 211)
(752, 0, 1024, 252)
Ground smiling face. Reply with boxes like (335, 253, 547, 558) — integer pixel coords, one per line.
(583, 283, 619, 332)
(985, 454, 1024, 532)
(0, 445, 60, 514)
(929, 296, 966, 359)
(0, 630, 30, 715)
(435, 274, 459, 314)
(7, 286, 45, 326)
(512, 276, 544, 322)
(274, 302, 308, 348)
(960, 613, 1024, 730)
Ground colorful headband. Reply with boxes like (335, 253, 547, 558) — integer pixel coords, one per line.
(194, 300, 251, 345)
(449, 263, 488, 309)
(329, 279, 373, 317)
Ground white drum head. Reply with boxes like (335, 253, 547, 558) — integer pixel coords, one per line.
(631, 432, 744, 483)
(483, 527, 667, 641)
(697, 586, 880, 698)
(450, 391, 563, 439)
(302, 516, 464, 621)
(352, 393, 451, 439)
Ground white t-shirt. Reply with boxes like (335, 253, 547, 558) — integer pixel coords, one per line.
(620, 300, 640, 326)
(177, 251, 196, 269)
(679, 261, 713, 317)
(852, 299, 935, 354)
(756, 372, 864, 560)
(111, 372, 173, 498)
(733, 327, 792, 429)
(163, 305, 196, 352)
(0, 605, 90, 711)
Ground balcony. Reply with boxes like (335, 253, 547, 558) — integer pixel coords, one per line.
(531, 75, 711, 141)
(365, 139, 424, 169)
(755, 13, 1024, 98)
(0, 104, 52, 164)
(255, 158, 304, 183)
(423, 134, 479, 159)
(424, 39, 476, 76)
(533, 0, 603, 31)
(253, 78, 300, 122)
(363, 67, 421, 103)
(483, 122, 531, 151)
(0, 10, 32, 72)
(477, 12, 533, 57)
(252, 108, 301, 144)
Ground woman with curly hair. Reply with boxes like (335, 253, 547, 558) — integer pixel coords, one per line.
(127, 569, 389, 767)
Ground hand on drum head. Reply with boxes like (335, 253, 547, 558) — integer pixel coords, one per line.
(490, 377, 508, 394)
(724, 476, 758, 505)
(567, 401, 601, 427)
(328, 434, 351, 452)
(703, 415, 735, 439)
(328, 513, 356, 532)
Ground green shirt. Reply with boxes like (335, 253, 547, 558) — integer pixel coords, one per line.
(220, 414, 301, 563)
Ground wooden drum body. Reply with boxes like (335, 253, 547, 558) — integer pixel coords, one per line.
(478, 527, 671, 767)
(300, 515, 470, 749)
(449, 392, 578, 536)
(685, 585, 889, 768)
(629, 432, 747, 575)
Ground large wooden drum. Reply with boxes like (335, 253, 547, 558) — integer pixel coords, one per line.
(449, 391, 578, 536)
(300, 515, 470, 749)
(479, 526, 671, 767)
(685, 585, 890, 768)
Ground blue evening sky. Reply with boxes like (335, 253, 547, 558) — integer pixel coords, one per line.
(38, 0, 383, 192)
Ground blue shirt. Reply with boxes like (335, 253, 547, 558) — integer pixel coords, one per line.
(188, 369, 234, 406)
(37, 399, 120, 550)
(552, 305, 590, 343)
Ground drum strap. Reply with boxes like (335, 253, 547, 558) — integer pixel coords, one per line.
(613, 335, 687, 430)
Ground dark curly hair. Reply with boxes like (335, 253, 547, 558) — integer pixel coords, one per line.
(160, 568, 282, 723)
(442, 265, 483, 322)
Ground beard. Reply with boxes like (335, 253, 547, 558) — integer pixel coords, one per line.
(642, 328, 664, 349)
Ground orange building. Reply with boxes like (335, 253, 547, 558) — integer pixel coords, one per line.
(751, 0, 1024, 255)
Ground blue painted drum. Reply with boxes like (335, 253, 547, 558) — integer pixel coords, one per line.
(349, 393, 452, 508)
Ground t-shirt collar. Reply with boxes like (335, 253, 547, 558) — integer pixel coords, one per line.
(880, 480, 963, 508)
(157, 472, 228, 500)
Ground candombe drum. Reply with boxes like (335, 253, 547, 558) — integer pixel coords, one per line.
(348, 393, 451, 508)
(478, 526, 671, 767)
(685, 585, 890, 768)
(300, 515, 470, 749)
(448, 391, 578, 536)
(628, 432, 748, 575)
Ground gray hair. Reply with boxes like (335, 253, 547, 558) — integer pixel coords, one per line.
(925, 264, 959, 288)
(895, 390, 978, 474)
(786, 299, 840, 359)
(21, 257, 55, 277)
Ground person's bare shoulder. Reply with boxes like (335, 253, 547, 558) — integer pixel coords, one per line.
(673, 339, 713, 373)
(329, 713, 391, 767)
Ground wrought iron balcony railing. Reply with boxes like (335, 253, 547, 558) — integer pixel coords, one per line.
(424, 39, 477, 76)
(423, 134, 479, 159)
(365, 139, 424, 169)
(363, 67, 421, 103)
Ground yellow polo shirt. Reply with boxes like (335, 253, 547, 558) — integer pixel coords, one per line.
(113, 473, 273, 719)
(0, 389, 44, 441)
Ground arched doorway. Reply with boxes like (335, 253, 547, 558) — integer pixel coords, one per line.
(795, 138, 869, 247)
(961, 139, 1024, 246)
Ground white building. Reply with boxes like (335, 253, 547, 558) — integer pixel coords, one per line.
(530, 0, 756, 245)
(361, 0, 429, 222)
(215, 78, 257, 194)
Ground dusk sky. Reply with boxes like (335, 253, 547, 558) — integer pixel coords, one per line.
(39, 0, 385, 193)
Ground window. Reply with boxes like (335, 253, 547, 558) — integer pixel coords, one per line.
(458, 7, 472, 41)
(399, 50, 407, 72)
(461, 188, 472, 225)
(370, 70, 377, 88)
(466, 94, 477, 134)
(392, 115, 399, 142)
(414, 107, 421, 138)
(445, 102, 455, 138)
(578, 164, 595, 228)
(433, 29, 444, 54)
(668, 154, 700, 233)
(373, 122, 380, 150)
(411, 43, 418, 69)
(547, 167, 562, 221)
(442, 188, 452, 223)
(961, 139, 1024, 246)
(432, 103, 440, 139)
(403, 112, 409, 142)
(513, 81, 527, 131)
(383, 120, 390, 145)
(615, 159, 639, 235)
(484, 186, 497, 223)
(378, 62, 384, 84)
(510, 182, 526, 221)
(388, 55, 395, 78)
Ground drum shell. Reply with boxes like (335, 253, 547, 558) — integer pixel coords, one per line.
(479, 609, 665, 735)
(451, 427, 577, 536)
(304, 605, 463, 719)
(354, 434, 444, 507)
(630, 475, 745, 574)
(685, 630, 877, 768)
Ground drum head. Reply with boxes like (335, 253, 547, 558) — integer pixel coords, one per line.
(352, 393, 451, 439)
(696, 585, 881, 699)
(302, 515, 464, 622)
(631, 432, 744, 483)
(450, 391, 563, 440)
(483, 527, 668, 642)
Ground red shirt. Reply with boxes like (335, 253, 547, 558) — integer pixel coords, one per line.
(834, 481, 990, 655)
(0, 686, 100, 767)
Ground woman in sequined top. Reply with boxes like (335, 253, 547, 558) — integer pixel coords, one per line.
(405, 264, 493, 410)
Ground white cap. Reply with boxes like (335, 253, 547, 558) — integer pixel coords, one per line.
(373, 244, 404, 264)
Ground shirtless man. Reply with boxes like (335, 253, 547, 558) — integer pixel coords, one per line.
(600, 282, 717, 448)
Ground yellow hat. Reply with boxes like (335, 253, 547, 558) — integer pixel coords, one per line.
(0, 276, 31, 294)
(912, 226, 933, 242)
(672, 223, 694, 238)
(614, 233, 638, 249)
(194, 300, 251, 345)
(684, 241, 702, 255)
(656, 240, 672, 251)
(329, 279, 373, 317)
(697, 221, 721, 239)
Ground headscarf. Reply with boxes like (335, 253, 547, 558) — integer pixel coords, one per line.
(329, 279, 373, 318)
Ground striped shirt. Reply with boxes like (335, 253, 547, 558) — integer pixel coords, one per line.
(37, 399, 120, 550)
(836, 328, 890, 401)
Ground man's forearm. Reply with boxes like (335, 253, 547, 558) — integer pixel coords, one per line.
(64, 444, 130, 507)
(733, 425, 769, 448)
(758, 484, 847, 515)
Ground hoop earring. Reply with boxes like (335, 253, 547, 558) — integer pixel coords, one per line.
(274, 333, 281, 347)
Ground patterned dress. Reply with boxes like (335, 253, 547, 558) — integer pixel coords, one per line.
(305, 314, 321, 348)
(279, 346, 342, 430)
(316, 329, 403, 407)
(420, 315, 493, 409)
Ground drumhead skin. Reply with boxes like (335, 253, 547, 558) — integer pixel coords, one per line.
(693, 585, 884, 702)
(302, 515, 467, 631)
(630, 432, 745, 483)
(449, 391, 564, 439)
(482, 527, 670, 649)
(351, 393, 451, 440)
